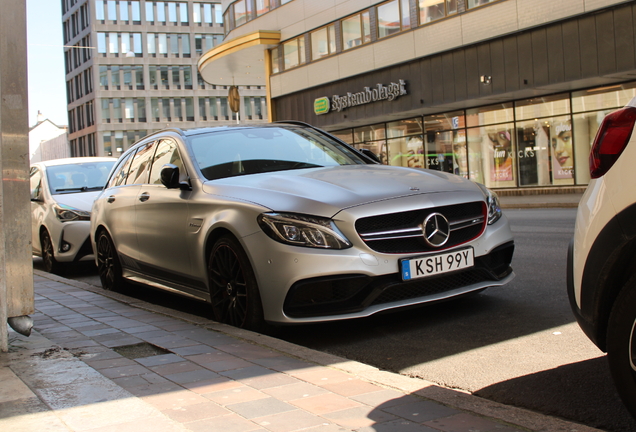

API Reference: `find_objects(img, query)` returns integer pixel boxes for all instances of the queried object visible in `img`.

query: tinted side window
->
[108,150,135,188]
[126,141,157,185]
[148,138,185,185]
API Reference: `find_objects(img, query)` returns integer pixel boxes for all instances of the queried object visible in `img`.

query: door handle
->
[139,192,150,202]
[107,196,115,203]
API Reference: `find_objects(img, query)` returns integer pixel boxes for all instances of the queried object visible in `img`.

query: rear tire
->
[96,230,124,292]
[208,235,265,331]
[607,275,636,418]
[40,230,62,274]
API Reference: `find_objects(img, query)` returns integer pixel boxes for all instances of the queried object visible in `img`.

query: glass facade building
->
[62,0,267,158]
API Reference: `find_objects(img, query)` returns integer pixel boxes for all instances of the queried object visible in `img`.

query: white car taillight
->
[590,106,636,179]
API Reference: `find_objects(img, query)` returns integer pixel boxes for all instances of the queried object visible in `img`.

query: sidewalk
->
[0,270,600,432]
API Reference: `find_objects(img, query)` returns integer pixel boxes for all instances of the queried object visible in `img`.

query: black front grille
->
[355,201,486,254]
[283,241,514,318]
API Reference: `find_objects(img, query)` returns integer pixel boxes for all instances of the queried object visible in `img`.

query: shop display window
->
[467,124,516,188]
[515,93,570,121]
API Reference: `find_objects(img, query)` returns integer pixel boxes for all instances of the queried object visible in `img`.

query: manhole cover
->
[113,342,171,359]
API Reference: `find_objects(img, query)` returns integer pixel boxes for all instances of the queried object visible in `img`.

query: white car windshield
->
[189,126,367,181]
[47,161,116,194]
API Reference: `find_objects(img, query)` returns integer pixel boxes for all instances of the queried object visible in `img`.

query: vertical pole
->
[264,48,274,123]
[0,0,34,352]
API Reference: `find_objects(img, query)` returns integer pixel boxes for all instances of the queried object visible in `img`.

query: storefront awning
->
[197,30,280,87]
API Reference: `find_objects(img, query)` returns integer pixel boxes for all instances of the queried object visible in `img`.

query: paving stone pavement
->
[0,270,602,432]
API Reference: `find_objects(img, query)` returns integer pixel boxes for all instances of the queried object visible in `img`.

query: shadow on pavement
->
[477,356,636,432]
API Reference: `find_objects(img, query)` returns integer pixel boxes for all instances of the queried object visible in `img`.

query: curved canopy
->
[197,30,281,87]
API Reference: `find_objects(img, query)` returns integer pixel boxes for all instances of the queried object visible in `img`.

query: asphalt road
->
[38,208,636,431]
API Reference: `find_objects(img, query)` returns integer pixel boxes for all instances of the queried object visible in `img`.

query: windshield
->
[189,126,367,181]
[46,161,116,194]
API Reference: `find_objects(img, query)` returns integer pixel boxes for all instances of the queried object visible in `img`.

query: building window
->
[95,0,105,21]
[108,32,119,54]
[234,0,250,27]
[419,0,457,24]
[179,2,189,24]
[377,0,411,39]
[157,2,167,23]
[256,0,271,17]
[342,10,371,50]
[195,34,223,55]
[135,65,144,89]
[132,1,141,23]
[110,65,121,89]
[97,33,107,54]
[270,47,280,74]
[101,99,111,123]
[311,24,336,60]
[283,36,305,70]
[120,1,129,22]
[145,1,154,22]
[107,1,117,22]
[137,98,147,122]
[147,33,156,55]
[466,0,496,9]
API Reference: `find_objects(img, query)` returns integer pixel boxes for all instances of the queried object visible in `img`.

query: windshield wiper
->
[55,186,103,193]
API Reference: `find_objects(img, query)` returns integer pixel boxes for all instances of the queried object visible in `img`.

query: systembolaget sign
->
[314,79,407,115]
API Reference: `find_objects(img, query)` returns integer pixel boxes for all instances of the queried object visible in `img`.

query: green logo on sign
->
[314,97,330,115]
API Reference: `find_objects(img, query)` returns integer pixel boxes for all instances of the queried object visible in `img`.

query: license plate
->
[400,248,474,281]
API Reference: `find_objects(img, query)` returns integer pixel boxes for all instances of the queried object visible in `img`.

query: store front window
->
[385,118,423,167]
[514,94,573,187]
[330,81,636,189]
[353,124,387,164]
[423,111,465,175]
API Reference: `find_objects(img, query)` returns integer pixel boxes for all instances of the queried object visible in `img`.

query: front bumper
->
[284,241,514,318]
[50,221,94,263]
[243,212,515,324]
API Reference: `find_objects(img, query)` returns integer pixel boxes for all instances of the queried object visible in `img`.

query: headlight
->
[54,204,91,222]
[258,213,352,249]
[476,183,503,225]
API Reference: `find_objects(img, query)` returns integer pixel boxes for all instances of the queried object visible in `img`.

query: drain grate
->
[113,342,171,359]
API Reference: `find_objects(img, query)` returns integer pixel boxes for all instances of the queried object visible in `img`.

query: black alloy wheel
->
[208,235,265,331]
[96,230,124,291]
[40,230,61,274]
[607,274,636,419]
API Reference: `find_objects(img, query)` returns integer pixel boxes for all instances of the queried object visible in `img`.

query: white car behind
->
[30,157,116,273]
[568,97,636,418]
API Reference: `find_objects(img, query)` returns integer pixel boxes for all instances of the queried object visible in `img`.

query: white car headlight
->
[54,204,91,222]
[476,183,503,225]
[258,213,352,249]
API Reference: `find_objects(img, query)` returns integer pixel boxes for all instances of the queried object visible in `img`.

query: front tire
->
[96,230,124,292]
[208,235,265,331]
[607,275,636,418]
[40,230,62,274]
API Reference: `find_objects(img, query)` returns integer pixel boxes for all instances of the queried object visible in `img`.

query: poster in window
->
[551,120,574,179]
[488,130,513,182]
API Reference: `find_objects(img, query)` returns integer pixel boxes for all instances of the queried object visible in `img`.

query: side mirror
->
[160,164,190,190]
[360,148,381,164]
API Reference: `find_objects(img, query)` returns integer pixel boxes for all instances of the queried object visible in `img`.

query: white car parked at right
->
[568,96,636,418]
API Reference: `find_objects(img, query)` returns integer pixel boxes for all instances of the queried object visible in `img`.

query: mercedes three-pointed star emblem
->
[422,212,450,247]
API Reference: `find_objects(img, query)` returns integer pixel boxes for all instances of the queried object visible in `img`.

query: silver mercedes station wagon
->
[90,123,515,330]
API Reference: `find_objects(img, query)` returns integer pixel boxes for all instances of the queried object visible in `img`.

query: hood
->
[201,165,482,217]
[52,190,102,212]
